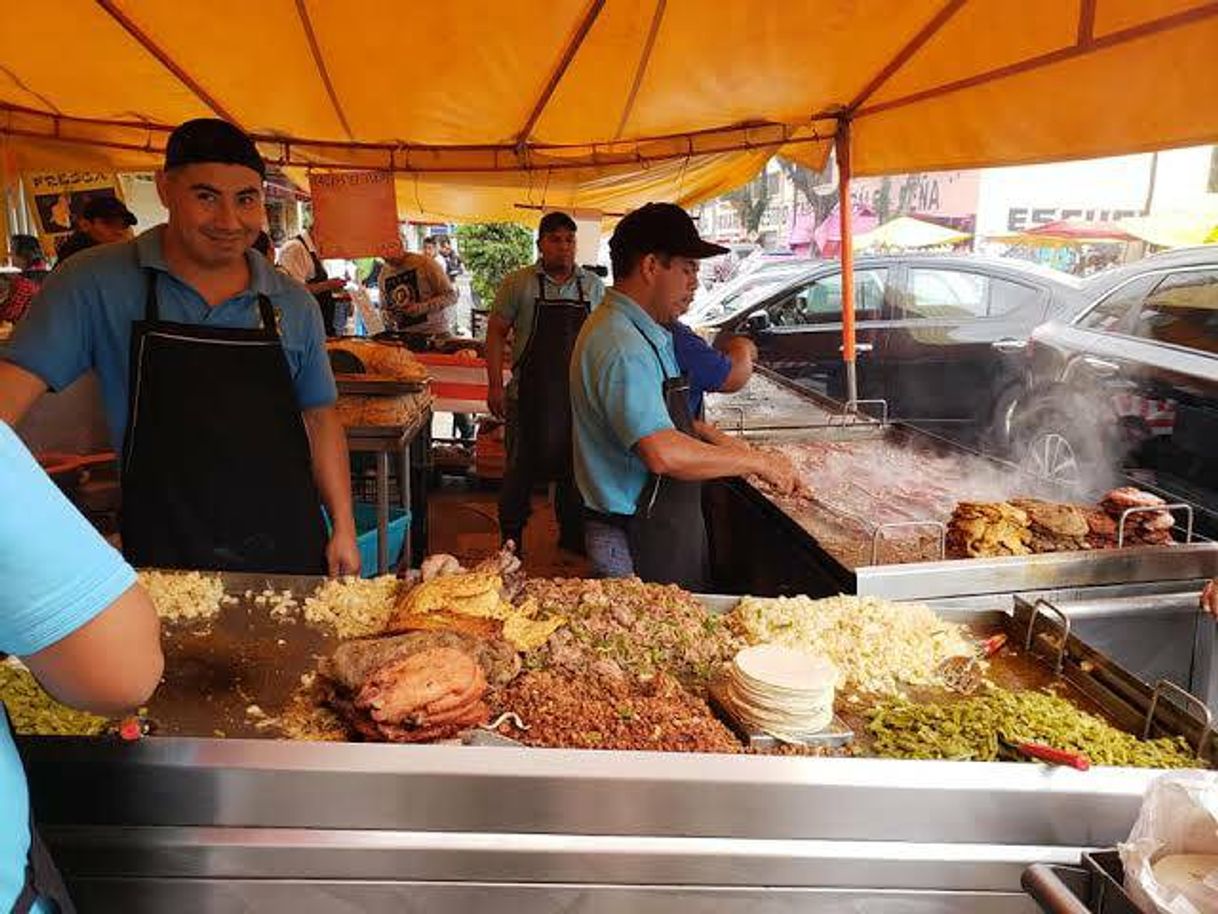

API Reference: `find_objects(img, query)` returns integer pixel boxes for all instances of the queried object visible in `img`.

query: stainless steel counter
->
[20,589,1210,913]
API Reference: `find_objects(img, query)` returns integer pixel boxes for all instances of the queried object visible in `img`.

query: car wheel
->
[1022,428,1083,486]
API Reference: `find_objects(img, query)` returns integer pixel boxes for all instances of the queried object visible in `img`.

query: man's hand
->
[722,334,758,361]
[749,449,803,497]
[327,527,361,577]
[487,384,506,420]
[1202,579,1218,617]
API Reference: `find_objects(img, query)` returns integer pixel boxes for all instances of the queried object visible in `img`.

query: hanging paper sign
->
[308,171,403,259]
[23,170,124,253]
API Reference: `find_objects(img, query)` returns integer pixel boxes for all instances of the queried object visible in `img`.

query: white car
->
[683,259,810,327]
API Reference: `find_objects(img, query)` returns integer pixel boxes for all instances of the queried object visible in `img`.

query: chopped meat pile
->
[492,669,741,753]
[318,630,519,742]
[522,577,741,687]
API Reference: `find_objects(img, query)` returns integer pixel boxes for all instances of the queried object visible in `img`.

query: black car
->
[710,253,1085,445]
[1009,246,1218,535]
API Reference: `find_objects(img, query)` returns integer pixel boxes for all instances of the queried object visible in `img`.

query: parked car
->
[1009,246,1218,535]
[684,258,811,326]
[711,253,1085,446]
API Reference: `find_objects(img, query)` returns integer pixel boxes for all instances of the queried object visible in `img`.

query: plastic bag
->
[1119,772,1218,914]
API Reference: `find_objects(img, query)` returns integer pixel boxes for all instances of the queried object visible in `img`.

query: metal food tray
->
[1023,851,1148,914]
[336,375,428,396]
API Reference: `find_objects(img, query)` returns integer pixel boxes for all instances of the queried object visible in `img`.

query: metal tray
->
[336,375,428,396]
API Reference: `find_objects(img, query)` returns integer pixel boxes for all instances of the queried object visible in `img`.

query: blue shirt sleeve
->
[594,347,674,449]
[0,423,136,657]
[286,290,337,409]
[586,273,607,309]
[2,255,98,392]
[671,323,732,393]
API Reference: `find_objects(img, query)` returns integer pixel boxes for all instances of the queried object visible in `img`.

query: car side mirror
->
[745,311,772,334]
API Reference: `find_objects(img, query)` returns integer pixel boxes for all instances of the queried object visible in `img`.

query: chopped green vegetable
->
[0,665,109,736]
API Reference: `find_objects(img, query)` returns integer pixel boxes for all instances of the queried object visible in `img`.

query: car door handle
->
[1082,355,1121,375]
[839,342,874,354]
[991,338,1026,353]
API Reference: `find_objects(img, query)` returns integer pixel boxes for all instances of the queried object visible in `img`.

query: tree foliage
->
[723,173,772,238]
[454,223,535,303]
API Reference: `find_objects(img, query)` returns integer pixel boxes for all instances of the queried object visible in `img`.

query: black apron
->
[300,235,336,336]
[4,705,76,914]
[626,332,708,591]
[513,273,589,480]
[120,272,328,574]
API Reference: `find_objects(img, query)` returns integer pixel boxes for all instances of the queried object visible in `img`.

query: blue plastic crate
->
[326,503,410,577]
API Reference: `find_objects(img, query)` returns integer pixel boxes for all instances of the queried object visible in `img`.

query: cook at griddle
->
[0,119,359,576]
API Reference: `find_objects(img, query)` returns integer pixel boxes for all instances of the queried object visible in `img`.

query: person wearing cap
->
[486,211,606,555]
[569,203,800,589]
[0,118,360,577]
[53,195,138,266]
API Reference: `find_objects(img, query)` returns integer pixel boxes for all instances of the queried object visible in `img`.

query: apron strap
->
[144,270,159,322]
[255,294,278,338]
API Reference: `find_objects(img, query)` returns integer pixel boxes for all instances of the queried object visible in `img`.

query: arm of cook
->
[1,423,163,714]
[289,291,356,573]
[485,269,528,418]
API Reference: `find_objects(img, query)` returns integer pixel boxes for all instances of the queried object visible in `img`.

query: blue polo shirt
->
[570,289,679,515]
[670,322,732,418]
[3,227,337,450]
[0,422,137,913]
[492,262,606,368]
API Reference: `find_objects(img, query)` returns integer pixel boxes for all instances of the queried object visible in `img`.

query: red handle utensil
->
[1015,741,1091,771]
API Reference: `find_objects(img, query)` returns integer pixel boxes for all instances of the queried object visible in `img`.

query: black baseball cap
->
[610,202,728,262]
[164,118,267,178]
[539,211,577,235]
[81,195,137,226]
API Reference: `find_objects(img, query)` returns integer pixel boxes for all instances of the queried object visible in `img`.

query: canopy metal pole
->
[835,117,857,407]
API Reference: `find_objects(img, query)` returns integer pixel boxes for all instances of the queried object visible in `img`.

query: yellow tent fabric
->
[1120,210,1218,248]
[2,0,1218,223]
[854,215,970,250]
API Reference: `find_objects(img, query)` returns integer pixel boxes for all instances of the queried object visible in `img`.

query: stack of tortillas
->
[725,644,838,741]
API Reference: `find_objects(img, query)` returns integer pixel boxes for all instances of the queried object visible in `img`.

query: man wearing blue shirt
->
[486,212,606,555]
[0,422,163,913]
[0,119,358,575]
[669,319,756,418]
[569,203,799,589]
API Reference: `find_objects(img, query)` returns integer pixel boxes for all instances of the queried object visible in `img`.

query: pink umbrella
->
[814,202,878,256]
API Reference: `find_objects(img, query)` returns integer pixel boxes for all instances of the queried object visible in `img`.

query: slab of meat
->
[321,630,520,690]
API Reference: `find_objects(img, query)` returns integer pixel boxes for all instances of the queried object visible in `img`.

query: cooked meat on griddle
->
[1098,486,1177,547]
[1010,498,1089,553]
[389,609,505,640]
[491,669,741,753]
[1101,486,1166,510]
[946,502,1031,558]
[319,633,507,743]
[321,630,520,691]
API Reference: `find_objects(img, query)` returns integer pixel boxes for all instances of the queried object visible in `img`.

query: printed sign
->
[23,170,124,253]
[308,171,403,259]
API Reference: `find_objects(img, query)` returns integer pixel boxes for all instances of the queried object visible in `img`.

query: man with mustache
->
[0,119,359,577]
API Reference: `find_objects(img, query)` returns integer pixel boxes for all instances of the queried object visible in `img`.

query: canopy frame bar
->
[514,0,606,149]
[847,0,967,113]
[94,0,238,124]
[857,2,1218,119]
[293,0,354,141]
[614,0,667,141]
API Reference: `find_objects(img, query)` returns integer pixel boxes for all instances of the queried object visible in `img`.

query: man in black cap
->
[569,203,801,589]
[54,195,138,266]
[0,118,360,576]
[485,210,605,556]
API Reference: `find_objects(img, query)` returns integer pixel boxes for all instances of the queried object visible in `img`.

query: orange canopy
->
[2,0,1217,223]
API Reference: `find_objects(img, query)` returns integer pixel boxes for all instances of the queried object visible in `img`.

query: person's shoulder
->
[502,263,538,288]
[44,238,140,294]
[261,261,322,327]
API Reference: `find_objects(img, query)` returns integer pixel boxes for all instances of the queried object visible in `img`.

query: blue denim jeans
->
[584,519,635,578]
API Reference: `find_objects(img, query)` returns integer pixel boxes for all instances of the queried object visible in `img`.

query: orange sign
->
[308,171,403,259]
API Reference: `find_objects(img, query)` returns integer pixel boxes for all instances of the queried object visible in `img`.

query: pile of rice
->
[138,570,235,622]
[727,594,973,695]
[302,575,402,638]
